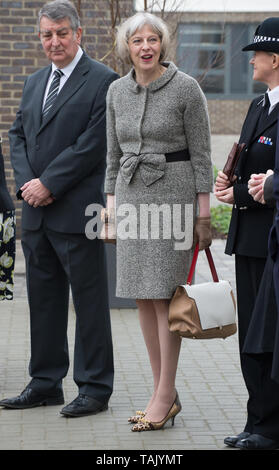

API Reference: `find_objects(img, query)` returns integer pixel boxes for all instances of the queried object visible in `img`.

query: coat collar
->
[32,65,52,135]
[236,97,279,174]
[126,61,178,93]
[242,96,279,147]
[33,51,90,135]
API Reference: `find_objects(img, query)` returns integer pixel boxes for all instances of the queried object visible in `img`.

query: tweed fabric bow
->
[120,153,166,186]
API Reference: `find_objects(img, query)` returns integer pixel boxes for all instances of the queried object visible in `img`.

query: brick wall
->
[208,100,249,134]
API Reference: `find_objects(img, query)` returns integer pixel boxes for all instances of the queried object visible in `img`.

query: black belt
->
[165,148,190,163]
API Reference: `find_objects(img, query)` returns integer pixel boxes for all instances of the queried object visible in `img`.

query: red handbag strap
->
[186,244,219,285]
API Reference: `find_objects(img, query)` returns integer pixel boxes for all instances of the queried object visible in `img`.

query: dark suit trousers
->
[236,255,279,439]
[21,226,114,401]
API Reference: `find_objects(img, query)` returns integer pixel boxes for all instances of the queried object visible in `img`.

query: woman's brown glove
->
[193,216,212,251]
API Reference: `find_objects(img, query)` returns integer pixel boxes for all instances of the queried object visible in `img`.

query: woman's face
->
[128,24,162,73]
[250,51,275,83]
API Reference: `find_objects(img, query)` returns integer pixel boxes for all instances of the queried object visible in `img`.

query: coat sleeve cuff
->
[263,175,275,207]
[195,175,213,193]
[104,181,116,194]
[233,183,262,208]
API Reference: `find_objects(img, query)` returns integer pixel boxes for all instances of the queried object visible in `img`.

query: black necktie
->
[42,69,63,119]
[256,92,270,132]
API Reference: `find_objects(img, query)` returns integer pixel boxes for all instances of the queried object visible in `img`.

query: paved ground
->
[0,135,248,451]
[0,239,247,451]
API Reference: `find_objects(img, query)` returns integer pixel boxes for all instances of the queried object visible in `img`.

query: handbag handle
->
[186,243,219,285]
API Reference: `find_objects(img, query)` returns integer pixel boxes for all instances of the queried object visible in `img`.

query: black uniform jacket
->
[241,118,279,381]
[242,171,279,383]
[225,95,279,258]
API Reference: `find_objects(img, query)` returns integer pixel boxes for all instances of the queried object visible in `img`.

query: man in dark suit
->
[0,0,118,417]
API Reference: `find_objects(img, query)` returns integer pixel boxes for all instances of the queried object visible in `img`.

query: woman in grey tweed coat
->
[104,12,213,432]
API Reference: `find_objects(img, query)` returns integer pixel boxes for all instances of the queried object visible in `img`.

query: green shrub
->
[213,164,219,182]
[210,204,232,236]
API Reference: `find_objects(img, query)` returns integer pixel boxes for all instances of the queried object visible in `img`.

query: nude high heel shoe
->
[131,393,181,432]
[128,410,146,423]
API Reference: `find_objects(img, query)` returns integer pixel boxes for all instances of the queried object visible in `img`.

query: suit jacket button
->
[35,145,39,150]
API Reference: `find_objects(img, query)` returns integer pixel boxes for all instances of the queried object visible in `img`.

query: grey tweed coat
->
[104,62,212,299]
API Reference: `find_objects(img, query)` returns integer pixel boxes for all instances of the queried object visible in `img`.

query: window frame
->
[177,22,266,100]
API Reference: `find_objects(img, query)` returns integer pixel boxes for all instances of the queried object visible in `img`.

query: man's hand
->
[248,170,274,204]
[21,179,52,208]
[39,196,55,206]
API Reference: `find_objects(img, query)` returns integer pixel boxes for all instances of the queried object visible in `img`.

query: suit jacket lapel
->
[242,98,264,147]
[37,53,90,135]
[236,99,263,174]
[32,65,52,135]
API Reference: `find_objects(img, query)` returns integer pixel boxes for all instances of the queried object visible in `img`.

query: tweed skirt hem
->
[116,291,175,300]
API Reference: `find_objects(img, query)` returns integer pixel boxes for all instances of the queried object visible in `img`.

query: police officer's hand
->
[214,186,234,204]
[248,170,274,204]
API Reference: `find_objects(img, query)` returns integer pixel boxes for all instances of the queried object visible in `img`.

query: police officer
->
[215,17,279,450]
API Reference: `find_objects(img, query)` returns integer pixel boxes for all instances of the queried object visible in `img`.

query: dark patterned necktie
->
[256,92,270,132]
[42,69,63,119]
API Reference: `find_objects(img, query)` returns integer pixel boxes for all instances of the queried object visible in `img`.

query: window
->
[177,23,266,99]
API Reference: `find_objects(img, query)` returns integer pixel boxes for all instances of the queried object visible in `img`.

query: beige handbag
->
[168,244,237,339]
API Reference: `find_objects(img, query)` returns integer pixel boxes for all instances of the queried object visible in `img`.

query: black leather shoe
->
[235,433,279,450]
[0,387,64,409]
[224,431,250,447]
[60,394,108,417]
